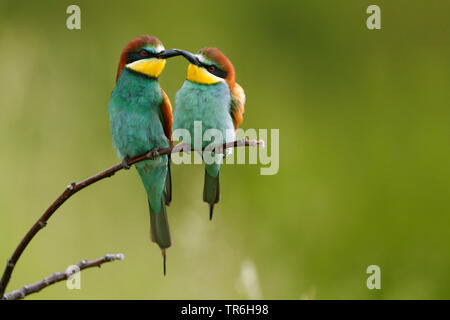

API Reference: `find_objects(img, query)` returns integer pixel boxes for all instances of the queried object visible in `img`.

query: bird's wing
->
[159,88,173,205]
[230,82,246,130]
[160,88,173,144]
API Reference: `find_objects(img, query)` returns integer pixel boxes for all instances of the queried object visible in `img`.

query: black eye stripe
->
[202,63,227,79]
[125,50,156,64]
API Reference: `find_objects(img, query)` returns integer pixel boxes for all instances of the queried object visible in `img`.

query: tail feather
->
[149,193,171,250]
[203,169,220,220]
[162,249,167,276]
[209,204,214,221]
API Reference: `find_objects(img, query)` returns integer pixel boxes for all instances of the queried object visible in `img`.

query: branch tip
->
[3,253,124,300]
[116,253,125,261]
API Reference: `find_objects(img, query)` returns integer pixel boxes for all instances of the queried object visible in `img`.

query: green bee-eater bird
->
[168,48,246,220]
[107,35,175,273]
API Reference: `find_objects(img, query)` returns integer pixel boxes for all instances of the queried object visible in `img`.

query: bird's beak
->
[157,49,181,59]
[157,49,201,66]
[175,49,202,66]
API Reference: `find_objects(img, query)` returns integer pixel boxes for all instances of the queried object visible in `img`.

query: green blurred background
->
[1,0,449,299]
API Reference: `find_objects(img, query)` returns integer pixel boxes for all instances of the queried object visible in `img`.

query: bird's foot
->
[147,148,160,160]
[122,157,131,170]
[222,147,234,158]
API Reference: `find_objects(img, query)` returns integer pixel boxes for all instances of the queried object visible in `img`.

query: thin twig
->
[0,139,263,297]
[2,253,124,300]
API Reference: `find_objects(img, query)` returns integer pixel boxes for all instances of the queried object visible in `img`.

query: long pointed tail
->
[136,158,171,275]
[203,169,220,220]
[149,193,171,251]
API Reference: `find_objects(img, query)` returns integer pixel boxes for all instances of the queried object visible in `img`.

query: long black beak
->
[157,49,181,59]
[173,49,201,66]
[157,49,201,66]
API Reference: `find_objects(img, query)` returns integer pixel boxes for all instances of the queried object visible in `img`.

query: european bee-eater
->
[107,35,174,273]
[168,48,246,220]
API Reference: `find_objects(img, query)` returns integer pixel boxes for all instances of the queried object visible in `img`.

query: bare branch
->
[0,139,263,297]
[2,253,124,300]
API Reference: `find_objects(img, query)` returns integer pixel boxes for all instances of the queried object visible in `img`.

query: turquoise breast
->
[108,68,168,159]
[174,80,235,148]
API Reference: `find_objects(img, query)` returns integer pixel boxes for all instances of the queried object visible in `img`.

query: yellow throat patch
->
[126,58,166,78]
[187,64,223,85]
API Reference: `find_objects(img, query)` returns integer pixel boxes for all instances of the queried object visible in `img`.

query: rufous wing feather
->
[160,88,173,144]
[230,82,246,130]
[160,88,173,205]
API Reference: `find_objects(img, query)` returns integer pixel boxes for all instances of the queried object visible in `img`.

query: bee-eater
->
[107,35,174,273]
[168,48,246,220]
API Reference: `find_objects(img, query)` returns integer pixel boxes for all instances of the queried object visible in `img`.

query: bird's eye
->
[208,65,216,72]
[139,50,149,57]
